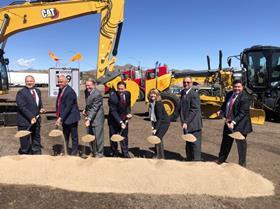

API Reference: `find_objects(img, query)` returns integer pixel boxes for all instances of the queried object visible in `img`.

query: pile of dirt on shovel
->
[0,155,274,198]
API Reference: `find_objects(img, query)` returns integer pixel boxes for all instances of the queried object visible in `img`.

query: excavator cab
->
[0,49,9,95]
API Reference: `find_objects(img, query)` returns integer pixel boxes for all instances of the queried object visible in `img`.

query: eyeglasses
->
[183,81,191,84]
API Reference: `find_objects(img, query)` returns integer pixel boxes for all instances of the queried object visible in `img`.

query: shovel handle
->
[120,120,128,135]
[27,115,40,131]
[183,128,188,135]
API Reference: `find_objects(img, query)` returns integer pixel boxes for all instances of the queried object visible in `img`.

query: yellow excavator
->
[0,0,139,124]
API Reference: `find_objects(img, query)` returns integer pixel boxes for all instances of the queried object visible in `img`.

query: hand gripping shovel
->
[111,121,128,142]
[181,128,197,142]
[48,125,67,155]
[15,115,40,138]
[81,128,96,159]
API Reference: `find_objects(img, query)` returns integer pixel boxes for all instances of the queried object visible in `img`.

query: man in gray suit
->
[84,79,105,157]
[180,77,203,161]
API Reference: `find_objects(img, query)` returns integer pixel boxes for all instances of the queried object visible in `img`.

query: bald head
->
[58,75,68,89]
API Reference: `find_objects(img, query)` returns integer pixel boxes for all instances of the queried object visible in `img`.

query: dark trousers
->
[184,129,202,161]
[18,123,42,155]
[62,122,79,155]
[218,124,247,166]
[154,122,169,159]
[109,124,129,156]
[88,124,104,156]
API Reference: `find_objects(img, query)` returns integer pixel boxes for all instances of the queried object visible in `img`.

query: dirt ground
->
[0,87,279,209]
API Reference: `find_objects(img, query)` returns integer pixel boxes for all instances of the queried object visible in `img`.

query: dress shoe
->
[123,153,131,158]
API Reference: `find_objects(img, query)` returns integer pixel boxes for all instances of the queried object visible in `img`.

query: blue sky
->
[1,0,279,71]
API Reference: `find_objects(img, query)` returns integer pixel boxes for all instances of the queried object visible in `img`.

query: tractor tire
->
[198,89,211,96]
[137,89,145,101]
[160,92,180,122]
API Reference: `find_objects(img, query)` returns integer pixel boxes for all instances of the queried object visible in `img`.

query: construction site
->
[0,0,279,209]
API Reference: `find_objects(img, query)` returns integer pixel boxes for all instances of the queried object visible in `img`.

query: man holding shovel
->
[83,79,105,157]
[180,77,203,161]
[16,75,45,154]
[108,81,132,158]
[216,80,252,167]
[55,75,80,156]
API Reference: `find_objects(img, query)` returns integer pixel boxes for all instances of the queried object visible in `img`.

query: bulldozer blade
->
[250,108,265,125]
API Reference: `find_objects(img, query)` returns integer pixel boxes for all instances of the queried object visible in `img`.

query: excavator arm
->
[0,0,139,105]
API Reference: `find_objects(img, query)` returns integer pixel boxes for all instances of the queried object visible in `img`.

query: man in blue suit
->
[108,81,132,158]
[55,75,81,155]
[16,75,45,154]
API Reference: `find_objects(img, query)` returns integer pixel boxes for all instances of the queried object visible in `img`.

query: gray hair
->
[86,78,97,84]
[25,75,35,81]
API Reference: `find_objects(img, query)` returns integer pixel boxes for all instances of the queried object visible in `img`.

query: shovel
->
[181,128,197,142]
[111,120,128,142]
[48,125,67,155]
[228,129,245,140]
[14,115,40,138]
[81,127,96,159]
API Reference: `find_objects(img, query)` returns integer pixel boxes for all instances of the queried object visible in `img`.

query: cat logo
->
[41,8,59,19]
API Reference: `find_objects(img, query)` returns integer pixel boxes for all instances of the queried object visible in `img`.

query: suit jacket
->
[108,91,131,127]
[56,85,80,125]
[85,89,104,126]
[221,91,253,134]
[154,101,170,130]
[16,87,43,127]
[180,88,202,132]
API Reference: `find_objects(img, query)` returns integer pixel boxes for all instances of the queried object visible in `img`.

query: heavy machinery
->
[227,45,280,119]
[0,0,139,125]
[145,46,279,124]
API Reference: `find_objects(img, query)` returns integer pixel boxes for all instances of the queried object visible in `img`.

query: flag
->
[48,51,59,61]
[70,53,83,62]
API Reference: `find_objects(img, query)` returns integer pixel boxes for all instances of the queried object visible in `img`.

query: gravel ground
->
[0,87,279,209]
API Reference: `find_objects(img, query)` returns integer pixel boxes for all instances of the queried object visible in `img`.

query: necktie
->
[31,89,36,100]
[227,94,236,120]
[121,94,126,108]
[56,92,63,118]
[121,94,126,120]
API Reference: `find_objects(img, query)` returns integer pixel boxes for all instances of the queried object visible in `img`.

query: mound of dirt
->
[0,155,274,198]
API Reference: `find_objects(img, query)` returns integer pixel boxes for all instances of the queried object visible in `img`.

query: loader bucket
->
[250,108,265,125]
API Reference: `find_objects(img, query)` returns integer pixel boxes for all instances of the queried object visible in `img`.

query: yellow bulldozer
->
[145,46,280,125]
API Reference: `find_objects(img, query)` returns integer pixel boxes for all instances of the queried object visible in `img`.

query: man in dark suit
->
[84,79,105,157]
[56,75,81,155]
[217,79,253,167]
[108,81,132,158]
[16,75,45,154]
[180,77,203,161]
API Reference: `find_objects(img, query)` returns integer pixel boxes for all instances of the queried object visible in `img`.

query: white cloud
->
[16,58,36,67]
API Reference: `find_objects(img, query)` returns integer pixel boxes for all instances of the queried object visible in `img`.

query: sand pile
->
[0,155,274,198]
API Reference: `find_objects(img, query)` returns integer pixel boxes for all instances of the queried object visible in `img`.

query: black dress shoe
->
[123,153,131,158]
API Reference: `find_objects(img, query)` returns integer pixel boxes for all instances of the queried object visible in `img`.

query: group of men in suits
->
[16,74,252,166]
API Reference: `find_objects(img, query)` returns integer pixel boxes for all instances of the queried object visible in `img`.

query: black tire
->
[160,92,180,122]
[137,89,145,101]
[198,89,211,96]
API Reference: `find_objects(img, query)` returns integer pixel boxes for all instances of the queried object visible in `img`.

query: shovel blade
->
[111,134,124,142]
[146,135,161,145]
[228,131,245,140]
[14,130,31,138]
[181,134,197,142]
[49,129,63,137]
[81,134,96,143]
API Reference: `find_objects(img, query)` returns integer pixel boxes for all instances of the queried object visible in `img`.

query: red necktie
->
[56,92,63,118]
[31,89,36,100]
[227,94,236,120]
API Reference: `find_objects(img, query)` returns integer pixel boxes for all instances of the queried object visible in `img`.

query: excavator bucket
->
[250,108,265,125]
